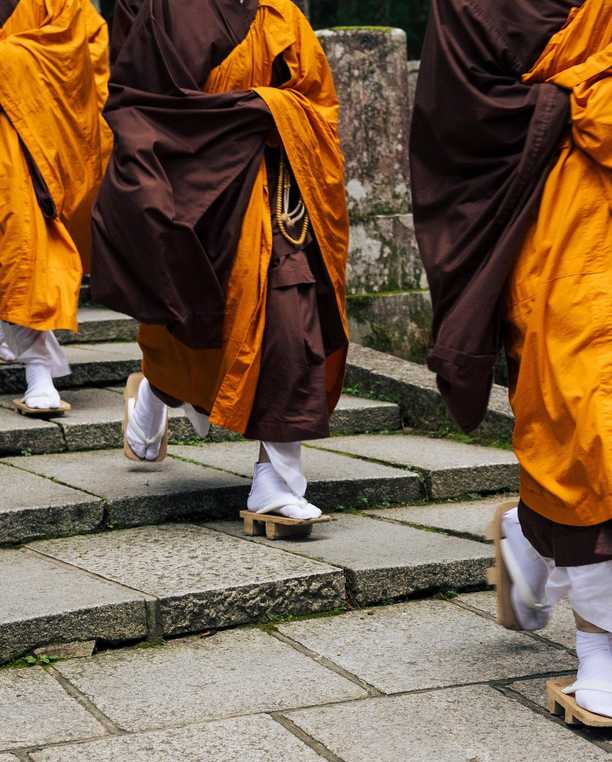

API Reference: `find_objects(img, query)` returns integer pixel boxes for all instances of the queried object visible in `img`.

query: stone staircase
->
[0,305,518,664]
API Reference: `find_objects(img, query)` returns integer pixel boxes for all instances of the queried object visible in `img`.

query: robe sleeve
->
[410,0,569,432]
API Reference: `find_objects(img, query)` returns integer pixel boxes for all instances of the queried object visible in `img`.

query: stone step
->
[0,440,421,545]
[346,343,515,443]
[0,507,494,663]
[0,391,401,456]
[56,307,138,345]
[0,343,141,395]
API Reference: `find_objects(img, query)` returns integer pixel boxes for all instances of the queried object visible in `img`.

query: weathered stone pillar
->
[317,28,431,362]
[317,27,410,219]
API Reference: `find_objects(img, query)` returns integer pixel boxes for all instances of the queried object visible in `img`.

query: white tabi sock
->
[247,462,322,520]
[24,363,61,409]
[502,507,552,630]
[127,378,167,461]
[575,630,612,718]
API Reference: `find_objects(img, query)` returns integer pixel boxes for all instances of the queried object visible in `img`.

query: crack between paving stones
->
[0,460,105,502]
[268,629,383,697]
[361,511,494,545]
[270,712,347,762]
[46,664,125,735]
[493,683,612,753]
[448,597,577,656]
[23,545,161,604]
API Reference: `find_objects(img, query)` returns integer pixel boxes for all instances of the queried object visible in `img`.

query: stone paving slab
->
[57,307,138,345]
[364,496,515,540]
[31,524,347,635]
[509,677,555,711]
[287,685,609,762]
[54,629,367,732]
[307,433,519,499]
[208,514,493,606]
[30,715,323,762]
[345,343,515,442]
[458,590,577,651]
[0,463,103,545]
[0,404,64,456]
[0,666,106,751]
[278,599,576,694]
[0,392,400,456]
[0,548,149,663]
[0,343,142,394]
[172,441,423,509]
[1,449,249,530]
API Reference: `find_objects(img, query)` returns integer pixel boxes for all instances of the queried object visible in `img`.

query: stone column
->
[317,28,431,362]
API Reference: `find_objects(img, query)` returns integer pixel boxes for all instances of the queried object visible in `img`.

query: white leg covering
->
[247,442,321,520]
[0,324,15,362]
[1,323,70,409]
[501,507,552,630]
[575,631,612,718]
[127,377,168,461]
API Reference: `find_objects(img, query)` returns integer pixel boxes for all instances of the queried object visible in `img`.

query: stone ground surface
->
[1,594,610,761]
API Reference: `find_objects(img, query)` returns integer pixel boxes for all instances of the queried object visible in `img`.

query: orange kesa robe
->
[139,0,349,436]
[0,0,110,333]
[507,0,612,526]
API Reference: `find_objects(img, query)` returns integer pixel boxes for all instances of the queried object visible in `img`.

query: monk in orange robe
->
[412,0,612,722]
[0,0,110,413]
[92,0,349,521]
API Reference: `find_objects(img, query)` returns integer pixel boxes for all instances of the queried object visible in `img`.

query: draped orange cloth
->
[140,0,349,436]
[507,0,612,526]
[0,0,110,333]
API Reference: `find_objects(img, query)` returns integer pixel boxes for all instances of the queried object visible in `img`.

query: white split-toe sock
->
[501,507,552,630]
[0,326,15,362]
[572,630,612,718]
[127,378,168,461]
[24,363,61,409]
[247,462,321,520]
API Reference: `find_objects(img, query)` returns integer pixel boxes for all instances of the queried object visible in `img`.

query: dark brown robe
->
[410,0,582,432]
[92,0,274,349]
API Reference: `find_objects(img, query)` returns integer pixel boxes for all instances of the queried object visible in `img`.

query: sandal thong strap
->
[127,398,168,446]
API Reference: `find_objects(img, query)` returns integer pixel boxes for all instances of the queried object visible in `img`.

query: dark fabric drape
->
[410,0,581,432]
[92,0,276,348]
[0,0,18,26]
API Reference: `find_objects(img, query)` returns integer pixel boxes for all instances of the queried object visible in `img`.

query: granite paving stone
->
[0,403,64,456]
[0,548,149,663]
[0,755,19,760]
[330,395,401,434]
[30,715,323,761]
[57,307,138,345]
[345,343,515,441]
[365,496,516,541]
[458,590,577,650]
[171,441,423,509]
[1,449,249,528]
[54,629,367,732]
[52,388,196,451]
[307,433,519,499]
[0,344,142,394]
[509,677,556,711]
[287,685,608,762]
[0,666,106,750]
[30,524,347,635]
[278,599,577,693]
[208,514,493,605]
[0,463,103,545]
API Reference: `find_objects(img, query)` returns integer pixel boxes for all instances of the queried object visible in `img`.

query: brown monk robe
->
[92,0,348,518]
[0,0,110,412]
[412,0,612,721]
